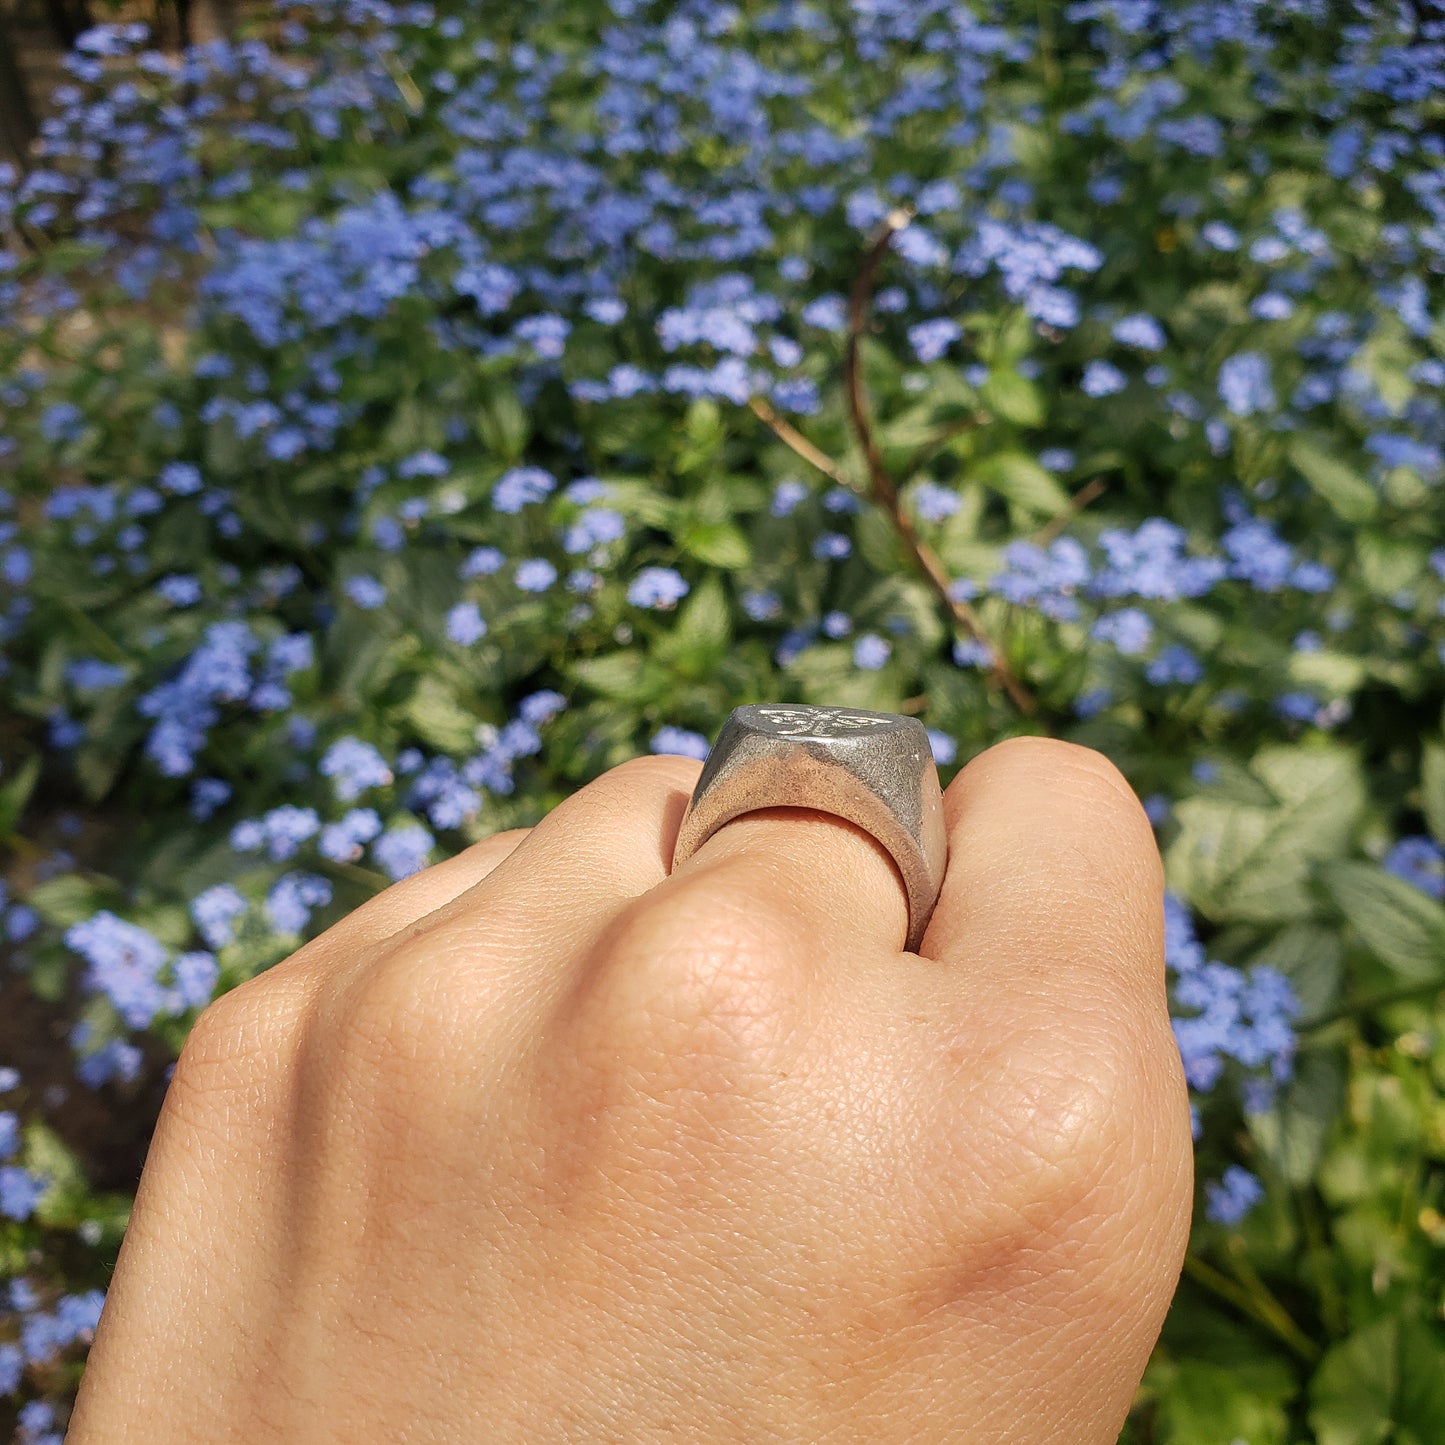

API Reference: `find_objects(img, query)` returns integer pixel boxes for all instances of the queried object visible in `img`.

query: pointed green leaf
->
[1165,745,1366,923]
[1309,1315,1445,1445]
[1319,861,1445,981]
[401,675,482,753]
[679,519,751,569]
[657,576,732,678]
[1251,924,1343,1023]
[981,369,1045,427]
[0,753,41,834]
[973,451,1070,516]
[29,873,119,929]
[1289,436,1379,522]
[1247,1046,1346,1186]
[1422,742,1445,847]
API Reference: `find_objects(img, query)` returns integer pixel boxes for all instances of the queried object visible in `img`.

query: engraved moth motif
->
[754,705,890,737]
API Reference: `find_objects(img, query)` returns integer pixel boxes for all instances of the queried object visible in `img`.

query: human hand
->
[67,736,1192,1443]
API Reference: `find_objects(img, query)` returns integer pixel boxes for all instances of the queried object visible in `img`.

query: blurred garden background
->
[1,0,1444,1438]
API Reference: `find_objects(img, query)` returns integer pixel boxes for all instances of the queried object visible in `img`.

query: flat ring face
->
[669,704,948,953]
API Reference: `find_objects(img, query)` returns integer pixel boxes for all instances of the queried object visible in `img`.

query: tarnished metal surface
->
[670,704,947,952]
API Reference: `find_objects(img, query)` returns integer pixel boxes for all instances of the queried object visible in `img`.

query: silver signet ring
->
[669,704,948,952]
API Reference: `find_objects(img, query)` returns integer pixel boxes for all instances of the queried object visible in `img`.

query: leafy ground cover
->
[1,0,1444,1438]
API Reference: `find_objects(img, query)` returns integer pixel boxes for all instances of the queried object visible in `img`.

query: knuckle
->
[310,938,494,1106]
[984,735,1136,806]
[1006,1015,1171,1235]
[978,736,1162,891]
[582,753,701,825]
[167,973,309,1127]
[570,870,805,1081]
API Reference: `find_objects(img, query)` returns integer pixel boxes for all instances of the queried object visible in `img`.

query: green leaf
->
[972,451,1070,515]
[596,477,677,530]
[657,576,732,678]
[570,650,665,702]
[1356,532,1425,600]
[401,675,482,753]
[29,873,119,928]
[1251,923,1343,1023]
[476,387,530,459]
[1165,744,1366,924]
[1288,649,1367,695]
[1289,436,1379,522]
[1309,1315,1445,1445]
[1247,1046,1346,1186]
[981,368,1044,427]
[1147,1357,1294,1445]
[24,1120,90,1229]
[1421,742,1445,847]
[679,519,751,570]
[1318,861,1445,982]
[0,753,41,834]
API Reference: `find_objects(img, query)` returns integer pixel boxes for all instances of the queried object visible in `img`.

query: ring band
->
[669,704,948,952]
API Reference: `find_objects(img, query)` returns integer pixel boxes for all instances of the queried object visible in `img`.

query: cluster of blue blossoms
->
[0,0,1443,1412]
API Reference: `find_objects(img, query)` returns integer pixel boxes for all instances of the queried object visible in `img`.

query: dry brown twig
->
[1033,475,1108,547]
[751,210,1036,714]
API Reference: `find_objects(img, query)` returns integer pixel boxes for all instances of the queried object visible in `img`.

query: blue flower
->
[1081,359,1128,397]
[853,633,891,670]
[446,600,488,645]
[992,537,1091,620]
[1218,352,1276,416]
[650,725,710,760]
[1111,313,1166,350]
[171,950,219,1009]
[1091,607,1154,655]
[1222,519,1295,591]
[64,911,170,1029]
[320,737,393,801]
[518,690,566,727]
[0,1166,49,1221]
[373,825,434,881]
[157,573,203,606]
[461,546,504,578]
[344,575,387,609]
[741,589,782,621]
[515,558,558,593]
[492,466,557,513]
[0,1341,19,1393]
[1205,1165,1264,1226]
[319,807,384,863]
[0,1111,17,1159]
[65,658,127,689]
[801,294,847,330]
[913,480,960,522]
[158,461,202,495]
[771,479,809,516]
[952,637,992,668]
[397,449,448,479]
[813,532,852,561]
[191,884,247,949]
[1200,220,1241,251]
[907,317,961,362]
[563,507,625,553]
[1146,644,1203,685]
[265,872,333,935]
[627,566,688,608]
[1383,837,1445,900]
[5,904,37,942]
[927,729,957,766]
[1092,519,1225,600]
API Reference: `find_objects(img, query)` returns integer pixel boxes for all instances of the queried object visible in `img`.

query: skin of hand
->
[66,736,1193,1444]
